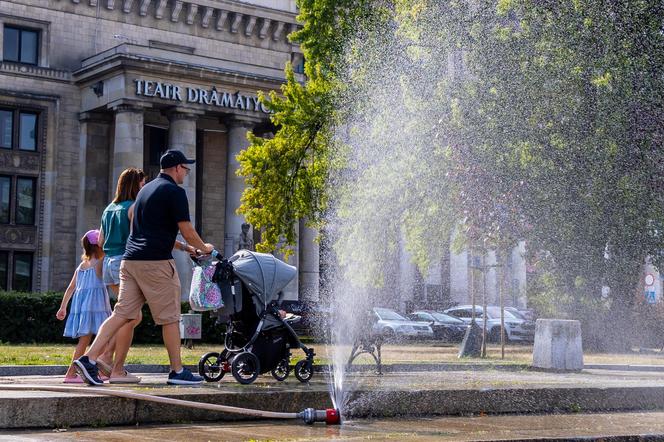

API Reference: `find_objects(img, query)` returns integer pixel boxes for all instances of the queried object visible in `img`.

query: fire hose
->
[0,384,340,425]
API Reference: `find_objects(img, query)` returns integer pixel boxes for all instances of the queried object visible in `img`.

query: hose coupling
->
[299,408,341,425]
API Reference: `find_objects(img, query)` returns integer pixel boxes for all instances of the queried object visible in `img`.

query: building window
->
[3,26,39,65]
[0,108,39,151]
[291,53,305,75]
[0,251,7,290]
[12,252,32,292]
[15,177,35,225]
[0,110,12,148]
[0,251,33,291]
[19,112,37,151]
[0,176,37,225]
[0,176,10,224]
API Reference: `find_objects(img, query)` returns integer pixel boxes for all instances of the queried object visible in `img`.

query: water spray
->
[0,385,341,425]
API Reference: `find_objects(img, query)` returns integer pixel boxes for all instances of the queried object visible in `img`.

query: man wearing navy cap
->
[75,150,215,386]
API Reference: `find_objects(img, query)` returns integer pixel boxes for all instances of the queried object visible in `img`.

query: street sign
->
[645,290,657,305]
[645,273,655,286]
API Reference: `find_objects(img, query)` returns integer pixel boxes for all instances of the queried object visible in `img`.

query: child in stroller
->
[192,250,316,385]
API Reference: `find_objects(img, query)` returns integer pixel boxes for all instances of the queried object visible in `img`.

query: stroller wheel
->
[199,352,226,382]
[271,358,290,381]
[231,352,260,385]
[294,359,314,383]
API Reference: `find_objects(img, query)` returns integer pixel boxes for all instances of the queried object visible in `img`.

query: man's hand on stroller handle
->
[176,240,215,256]
[193,243,215,257]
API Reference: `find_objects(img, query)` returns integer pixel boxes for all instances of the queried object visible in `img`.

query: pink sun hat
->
[85,229,100,245]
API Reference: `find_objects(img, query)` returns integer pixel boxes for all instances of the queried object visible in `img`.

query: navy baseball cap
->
[160,150,195,169]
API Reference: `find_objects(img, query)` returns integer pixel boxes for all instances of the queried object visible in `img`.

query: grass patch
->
[0,344,226,366]
[0,342,661,367]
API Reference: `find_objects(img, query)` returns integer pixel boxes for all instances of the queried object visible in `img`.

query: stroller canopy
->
[229,250,297,306]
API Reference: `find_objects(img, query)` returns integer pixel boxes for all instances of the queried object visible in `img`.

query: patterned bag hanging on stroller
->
[189,261,224,311]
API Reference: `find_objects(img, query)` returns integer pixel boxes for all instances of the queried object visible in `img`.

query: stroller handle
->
[190,249,223,266]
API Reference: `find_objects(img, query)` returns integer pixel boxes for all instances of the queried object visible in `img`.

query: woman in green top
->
[97,167,145,383]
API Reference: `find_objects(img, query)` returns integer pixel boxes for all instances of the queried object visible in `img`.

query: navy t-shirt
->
[123,173,190,261]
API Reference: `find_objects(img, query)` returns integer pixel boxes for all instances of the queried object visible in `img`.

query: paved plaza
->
[2,365,664,437]
[2,411,664,441]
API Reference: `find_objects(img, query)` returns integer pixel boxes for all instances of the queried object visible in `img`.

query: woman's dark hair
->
[113,167,146,203]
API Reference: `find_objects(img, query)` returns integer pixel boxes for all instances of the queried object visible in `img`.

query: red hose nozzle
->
[300,408,341,425]
[325,408,341,425]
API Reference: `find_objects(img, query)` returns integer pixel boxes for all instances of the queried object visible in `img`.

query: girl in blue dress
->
[56,229,111,383]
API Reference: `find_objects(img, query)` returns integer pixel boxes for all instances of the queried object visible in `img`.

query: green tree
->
[401,0,664,346]
[237,0,382,255]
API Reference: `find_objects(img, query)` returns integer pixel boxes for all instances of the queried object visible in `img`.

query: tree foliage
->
[468,0,664,309]
[236,0,380,254]
[396,0,664,324]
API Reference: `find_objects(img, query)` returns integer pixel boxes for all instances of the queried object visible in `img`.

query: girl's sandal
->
[109,370,141,384]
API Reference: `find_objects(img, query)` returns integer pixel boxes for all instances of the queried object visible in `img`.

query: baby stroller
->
[193,249,316,385]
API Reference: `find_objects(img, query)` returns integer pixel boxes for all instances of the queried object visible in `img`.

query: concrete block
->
[532,319,583,371]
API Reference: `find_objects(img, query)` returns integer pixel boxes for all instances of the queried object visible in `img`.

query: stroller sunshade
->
[229,250,297,307]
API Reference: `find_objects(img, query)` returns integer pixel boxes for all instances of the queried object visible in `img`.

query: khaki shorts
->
[113,259,181,325]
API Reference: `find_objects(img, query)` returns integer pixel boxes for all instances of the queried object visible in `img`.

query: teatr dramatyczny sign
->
[133,79,270,114]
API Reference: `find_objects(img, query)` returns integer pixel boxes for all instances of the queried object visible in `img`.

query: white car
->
[372,307,434,341]
[443,305,535,342]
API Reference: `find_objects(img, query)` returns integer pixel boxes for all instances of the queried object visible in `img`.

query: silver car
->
[372,307,434,341]
[443,305,535,342]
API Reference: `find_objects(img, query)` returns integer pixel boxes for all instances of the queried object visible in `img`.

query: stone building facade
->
[0,0,319,301]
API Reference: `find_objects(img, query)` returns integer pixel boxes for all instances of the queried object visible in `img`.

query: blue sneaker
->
[167,367,204,385]
[73,356,104,386]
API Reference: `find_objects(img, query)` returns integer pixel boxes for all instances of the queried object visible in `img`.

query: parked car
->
[372,307,434,341]
[505,307,536,321]
[443,305,535,343]
[408,310,468,342]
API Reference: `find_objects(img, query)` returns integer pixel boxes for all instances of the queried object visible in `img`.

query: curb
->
[6,363,664,376]
[584,364,664,372]
[0,363,531,377]
[3,385,664,429]
[0,364,197,377]
[3,363,663,377]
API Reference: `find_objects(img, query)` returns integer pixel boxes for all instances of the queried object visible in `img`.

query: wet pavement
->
[2,411,664,441]
[4,366,664,394]
[2,367,664,431]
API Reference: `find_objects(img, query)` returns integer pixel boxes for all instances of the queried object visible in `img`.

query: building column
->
[111,104,144,190]
[167,109,199,225]
[77,112,111,245]
[299,220,320,302]
[167,109,201,301]
[486,249,498,305]
[449,228,470,305]
[224,118,254,257]
[398,233,417,310]
[512,241,527,308]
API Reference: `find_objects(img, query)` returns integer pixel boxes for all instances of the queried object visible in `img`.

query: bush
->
[0,291,68,344]
[0,291,225,344]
